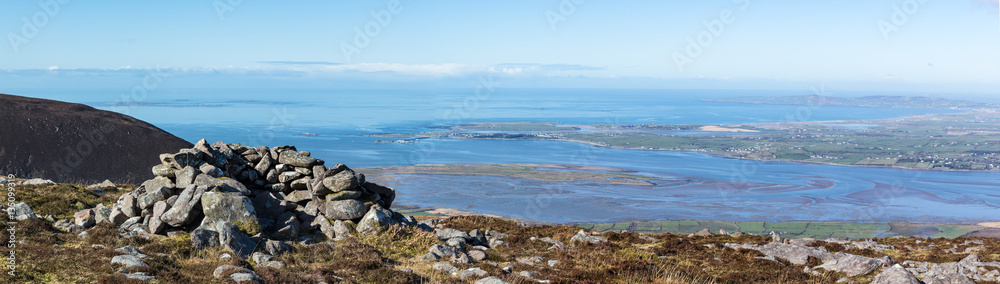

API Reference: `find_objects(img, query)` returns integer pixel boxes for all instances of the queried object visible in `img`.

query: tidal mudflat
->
[361,163,1000,225]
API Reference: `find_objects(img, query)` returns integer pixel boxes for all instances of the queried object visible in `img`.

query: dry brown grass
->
[7,183,1000,283]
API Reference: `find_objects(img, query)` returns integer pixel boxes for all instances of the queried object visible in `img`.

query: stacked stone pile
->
[73,139,414,258]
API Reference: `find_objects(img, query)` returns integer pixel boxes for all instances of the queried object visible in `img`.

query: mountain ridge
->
[0,93,193,183]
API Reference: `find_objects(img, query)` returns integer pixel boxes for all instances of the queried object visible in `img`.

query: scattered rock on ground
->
[88,179,117,190]
[125,272,155,281]
[458,268,489,280]
[213,265,253,279]
[570,230,608,245]
[475,276,510,284]
[5,202,37,220]
[433,261,459,274]
[111,255,149,269]
[20,178,54,185]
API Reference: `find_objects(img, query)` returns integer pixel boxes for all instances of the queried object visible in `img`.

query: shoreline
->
[555,137,998,173]
[385,135,997,173]
[374,110,998,173]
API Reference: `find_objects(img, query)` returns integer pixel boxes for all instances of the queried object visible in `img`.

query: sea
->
[11,87,1000,223]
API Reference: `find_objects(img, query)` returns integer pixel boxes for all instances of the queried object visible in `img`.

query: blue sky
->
[1,0,998,92]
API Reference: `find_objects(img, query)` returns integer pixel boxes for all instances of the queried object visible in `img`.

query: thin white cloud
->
[5,62,606,78]
[315,63,488,76]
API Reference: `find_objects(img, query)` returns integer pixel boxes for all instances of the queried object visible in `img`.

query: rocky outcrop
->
[725,242,838,265]
[816,254,889,277]
[901,254,1000,283]
[872,264,923,284]
[71,140,410,259]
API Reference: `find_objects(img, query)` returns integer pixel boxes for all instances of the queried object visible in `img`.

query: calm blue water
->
[11,87,996,223]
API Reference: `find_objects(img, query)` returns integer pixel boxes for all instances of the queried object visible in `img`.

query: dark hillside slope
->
[0,94,192,183]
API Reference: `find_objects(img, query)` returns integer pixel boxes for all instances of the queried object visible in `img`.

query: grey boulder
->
[817,254,886,277]
[191,228,220,250]
[570,230,608,245]
[278,150,319,168]
[323,199,368,220]
[111,255,149,269]
[356,204,395,234]
[475,277,510,284]
[160,185,207,227]
[216,221,256,259]
[871,264,923,284]
[74,209,96,227]
[201,192,259,234]
[5,202,37,220]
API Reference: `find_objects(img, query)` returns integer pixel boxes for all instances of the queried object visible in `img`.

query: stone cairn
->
[73,139,416,259]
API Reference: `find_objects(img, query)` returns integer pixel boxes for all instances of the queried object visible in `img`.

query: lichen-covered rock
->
[74,208,95,227]
[570,230,608,245]
[437,228,471,241]
[264,240,293,256]
[323,199,367,220]
[54,219,83,233]
[160,185,207,227]
[109,207,128,226]
[201,192,259,235]
[191,228,220,250]
[111,255,149,269]
[322,171,359,194]
[475,277,510,284]
[278,171,302,183]
[468,250,487,262]
[213,264,253,279]
[278,150,319,168]
[93,203,112,224]
[724,242,836,266]
[161,149,203,169]
[433,261,459,274]
[119,193,139,218]
[325,190,363,201]
[284,190,312,203]
[115,246,148,258]
[216,222,256,259]
[271,211,300,240]
[817,254,885,277]
[231,272,261,283]
[138,185,171,210]
[357,204,395,234]
[251,191,284,221]
[87,179,117,190]
[458,267,488,280]
[871,264,923,284]
[5,202,37,220]
[363,182,396,209]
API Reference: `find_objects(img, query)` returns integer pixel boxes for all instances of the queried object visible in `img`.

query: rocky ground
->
[4,142,1000,283]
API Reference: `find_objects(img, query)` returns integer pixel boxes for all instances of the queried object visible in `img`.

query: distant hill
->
[0,94,192,183]
[704,95,1000,110]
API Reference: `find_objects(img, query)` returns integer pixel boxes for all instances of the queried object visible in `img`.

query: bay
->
[10,87,991,223]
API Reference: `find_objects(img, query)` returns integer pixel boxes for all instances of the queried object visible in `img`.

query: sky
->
[1,0,999,93]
